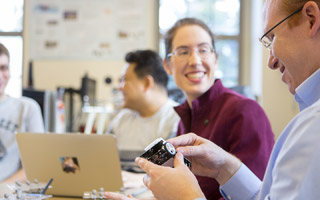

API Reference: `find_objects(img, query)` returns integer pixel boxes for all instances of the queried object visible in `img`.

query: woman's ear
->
[303,1,320,38]
[163,59,173,75]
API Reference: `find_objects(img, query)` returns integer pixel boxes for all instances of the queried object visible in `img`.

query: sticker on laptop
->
[60,156,80,174]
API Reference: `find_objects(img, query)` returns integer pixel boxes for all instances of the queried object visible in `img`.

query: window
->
[159,0,241,88]
[0,0,24,98]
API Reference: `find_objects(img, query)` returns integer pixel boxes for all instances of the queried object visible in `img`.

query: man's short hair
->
[0,43,10,60]
[125,50,168,89]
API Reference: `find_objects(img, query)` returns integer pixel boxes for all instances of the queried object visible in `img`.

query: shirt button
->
[204,119,209,126]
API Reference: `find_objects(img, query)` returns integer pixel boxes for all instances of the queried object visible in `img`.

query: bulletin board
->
[28,0,148,60]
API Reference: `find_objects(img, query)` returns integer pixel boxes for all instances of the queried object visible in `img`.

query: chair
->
[82,104,114,134]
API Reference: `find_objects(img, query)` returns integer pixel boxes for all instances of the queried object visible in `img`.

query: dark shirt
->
[174,79,274,200]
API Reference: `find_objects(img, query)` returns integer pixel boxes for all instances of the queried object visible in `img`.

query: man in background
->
[107,50,179,151]
[0,43,44,183]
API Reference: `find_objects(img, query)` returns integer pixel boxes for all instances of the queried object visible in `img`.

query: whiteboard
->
[29,0,148,60]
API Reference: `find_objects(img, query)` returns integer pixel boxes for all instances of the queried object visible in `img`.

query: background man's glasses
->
[167,44,214,60]
[259,6,303,49]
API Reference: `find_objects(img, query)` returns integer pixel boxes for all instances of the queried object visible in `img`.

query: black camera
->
[140,138,191,168]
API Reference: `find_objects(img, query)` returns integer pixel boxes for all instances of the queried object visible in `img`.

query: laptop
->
[16,133,123,198]
[119,150,145,173]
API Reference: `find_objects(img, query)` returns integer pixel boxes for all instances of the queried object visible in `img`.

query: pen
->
[40,178,53,195]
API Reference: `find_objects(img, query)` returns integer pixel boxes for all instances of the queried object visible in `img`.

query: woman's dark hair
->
[125,49,168,89]
[164,17,217,62]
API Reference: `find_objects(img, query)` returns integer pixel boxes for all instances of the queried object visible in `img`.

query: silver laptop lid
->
[16,133,123,197]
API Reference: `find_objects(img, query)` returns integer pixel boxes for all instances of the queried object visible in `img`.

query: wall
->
[22,1,158,103]
[261,50,299,138]
[241,0,299,139]
[22,0,299,137]
[252,0,299,139]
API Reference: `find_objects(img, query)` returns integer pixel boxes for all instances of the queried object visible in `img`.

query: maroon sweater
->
[174,79,274,200]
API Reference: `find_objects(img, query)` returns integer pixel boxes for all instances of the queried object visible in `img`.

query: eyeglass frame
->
[167,44,215,60]
[259,6,303,49]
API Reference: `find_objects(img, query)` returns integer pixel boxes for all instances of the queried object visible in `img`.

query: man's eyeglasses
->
[167,44,214,61]
[259,6,303,49]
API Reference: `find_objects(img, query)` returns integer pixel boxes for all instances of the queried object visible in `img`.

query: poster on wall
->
[29,0,148,60]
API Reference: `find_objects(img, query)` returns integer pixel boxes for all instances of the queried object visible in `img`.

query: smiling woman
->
[162,18,275,200]
[159,0,241,88]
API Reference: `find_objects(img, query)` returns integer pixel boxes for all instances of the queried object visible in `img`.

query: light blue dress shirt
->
[220,69,320,200]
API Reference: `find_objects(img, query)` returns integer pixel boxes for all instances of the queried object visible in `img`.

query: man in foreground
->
[134,1,320,199]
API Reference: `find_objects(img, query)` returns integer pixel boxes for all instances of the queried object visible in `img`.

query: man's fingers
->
[173,152,187,169]
[176,145,203,157]
[167,133,198,147]
[104,192,132,200]
[143,174,151,188]
[135,157,158,174]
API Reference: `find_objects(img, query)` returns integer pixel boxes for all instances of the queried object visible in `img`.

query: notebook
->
[16,133,123,198]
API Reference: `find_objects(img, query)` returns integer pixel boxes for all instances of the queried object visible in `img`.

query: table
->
[0,171,153,199]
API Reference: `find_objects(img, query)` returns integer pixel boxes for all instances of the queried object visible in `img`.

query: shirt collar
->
[294,69,320,111]
[191,79,224,110]
[174,79,224,115]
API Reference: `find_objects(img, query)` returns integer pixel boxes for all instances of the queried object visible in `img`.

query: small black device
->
[140,138,191,168]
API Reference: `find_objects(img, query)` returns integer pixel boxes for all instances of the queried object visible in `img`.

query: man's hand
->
[167,133,242,185]
[136,152,205,200]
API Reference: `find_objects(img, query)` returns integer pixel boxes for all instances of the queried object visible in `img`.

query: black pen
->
[40,178,53,195]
